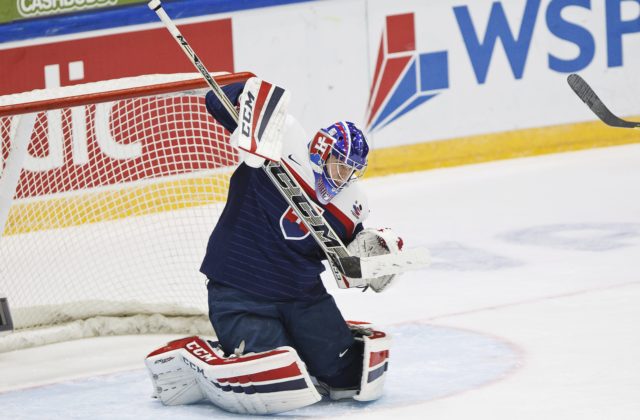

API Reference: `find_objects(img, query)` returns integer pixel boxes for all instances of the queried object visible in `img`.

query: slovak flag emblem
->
[280,207,324,240]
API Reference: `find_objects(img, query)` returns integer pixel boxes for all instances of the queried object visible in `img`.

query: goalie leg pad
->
[348,321,391,402]
[316,321,391,402]
[145,336,321,415]
[145,338,206,406]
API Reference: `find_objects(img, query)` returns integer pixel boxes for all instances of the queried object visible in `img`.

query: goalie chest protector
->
[200,117,369,300]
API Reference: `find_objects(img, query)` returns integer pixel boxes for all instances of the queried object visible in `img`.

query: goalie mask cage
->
[0,72,252,352]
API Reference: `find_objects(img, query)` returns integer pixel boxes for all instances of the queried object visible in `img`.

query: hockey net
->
[0,72,252,351]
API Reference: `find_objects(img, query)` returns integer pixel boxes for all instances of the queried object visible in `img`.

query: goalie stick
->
[147,0,430,284]
[567,74,640,130]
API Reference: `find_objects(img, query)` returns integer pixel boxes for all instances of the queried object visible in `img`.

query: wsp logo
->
[365,13,449,132]
[366,0,640,132]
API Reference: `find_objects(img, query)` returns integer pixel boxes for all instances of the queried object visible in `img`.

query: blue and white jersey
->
[200,115,369,301]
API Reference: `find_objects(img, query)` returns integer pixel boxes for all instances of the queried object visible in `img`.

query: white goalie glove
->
[346,228,404,293]
[233,77,290,168]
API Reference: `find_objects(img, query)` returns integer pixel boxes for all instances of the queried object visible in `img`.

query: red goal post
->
[0,71,253,351]
[0,72,252,118]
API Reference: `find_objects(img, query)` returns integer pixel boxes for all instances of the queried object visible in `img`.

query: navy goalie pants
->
[207,280,363,389]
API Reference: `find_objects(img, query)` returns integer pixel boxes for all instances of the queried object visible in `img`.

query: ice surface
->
[0,324,519,419]
[2,144,640,419]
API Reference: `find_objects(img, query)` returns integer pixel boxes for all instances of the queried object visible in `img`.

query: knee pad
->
[145,336,321,414]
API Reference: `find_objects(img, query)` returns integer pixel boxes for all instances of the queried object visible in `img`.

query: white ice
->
[1,143,640,419]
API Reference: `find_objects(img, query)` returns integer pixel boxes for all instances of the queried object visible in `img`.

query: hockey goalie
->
[145,78,406,414]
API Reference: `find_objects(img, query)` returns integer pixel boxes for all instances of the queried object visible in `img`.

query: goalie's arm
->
[204,82,245,133]
[349,223,365,244]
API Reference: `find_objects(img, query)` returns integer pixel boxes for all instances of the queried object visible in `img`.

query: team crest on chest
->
[351,201,363,218]
[280,207,324,240]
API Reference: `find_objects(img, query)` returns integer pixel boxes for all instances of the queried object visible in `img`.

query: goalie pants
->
[207,280,363,389]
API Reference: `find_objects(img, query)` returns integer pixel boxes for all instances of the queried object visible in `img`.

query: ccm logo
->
[186,340,217,363]
[241,91,255,138]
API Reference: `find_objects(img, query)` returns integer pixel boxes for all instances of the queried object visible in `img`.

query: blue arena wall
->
[0,0,316,44]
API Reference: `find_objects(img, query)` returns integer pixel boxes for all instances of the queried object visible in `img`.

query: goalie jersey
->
[200,93,369,300]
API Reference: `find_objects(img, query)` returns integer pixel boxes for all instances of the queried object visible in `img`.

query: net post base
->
[0,296,14,336]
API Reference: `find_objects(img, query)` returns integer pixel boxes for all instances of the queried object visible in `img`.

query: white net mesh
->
[0,73,248,350]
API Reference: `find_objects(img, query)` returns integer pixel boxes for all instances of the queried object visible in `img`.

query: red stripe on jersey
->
[282,161,356,239]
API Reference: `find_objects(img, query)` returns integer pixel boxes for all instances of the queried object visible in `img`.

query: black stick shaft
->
[567,74,640,130]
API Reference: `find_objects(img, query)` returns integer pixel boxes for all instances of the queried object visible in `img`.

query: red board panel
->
[0,18,234,96]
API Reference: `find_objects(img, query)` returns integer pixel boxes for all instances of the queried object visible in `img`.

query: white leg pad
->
[146,346,205,405]
[349,322,391,402]
[145,336,321,414]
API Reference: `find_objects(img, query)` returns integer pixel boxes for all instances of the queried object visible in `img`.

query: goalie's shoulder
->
[332,182,370,225]
[281,114,308,160]
[280,115,315,184]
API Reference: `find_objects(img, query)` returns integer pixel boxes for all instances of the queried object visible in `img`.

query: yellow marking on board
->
[3,173,231,236]
[366,116,640,177]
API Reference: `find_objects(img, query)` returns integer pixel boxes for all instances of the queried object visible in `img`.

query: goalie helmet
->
[308,121,369,204]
